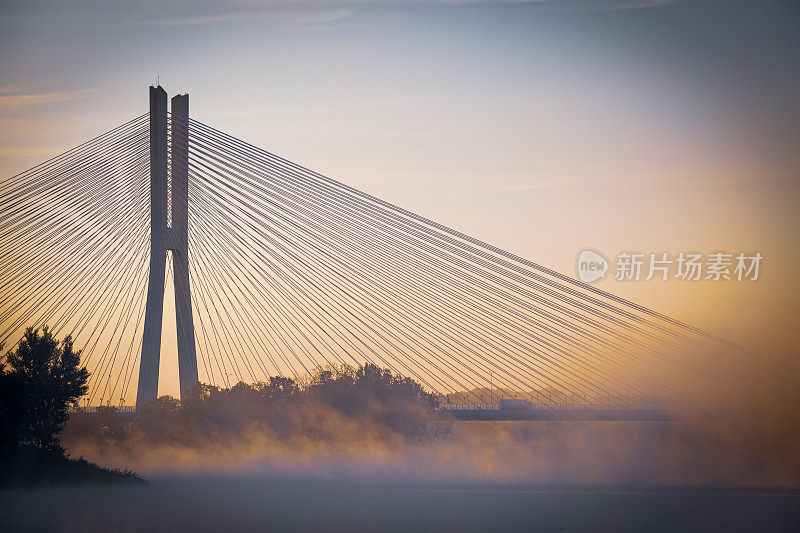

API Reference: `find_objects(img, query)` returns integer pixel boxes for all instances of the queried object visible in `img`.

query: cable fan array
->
[0,115,150,407]
[1,111,744,408]
[167,113,742,407]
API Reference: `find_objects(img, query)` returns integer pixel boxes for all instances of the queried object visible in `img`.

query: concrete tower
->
[136,86,198,411]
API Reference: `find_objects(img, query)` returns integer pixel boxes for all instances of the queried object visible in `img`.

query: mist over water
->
[62,348,800,489]
[4,347,790,531]
[63,419,800,489]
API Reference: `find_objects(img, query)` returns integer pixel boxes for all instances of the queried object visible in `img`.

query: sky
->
[1,0,799,398]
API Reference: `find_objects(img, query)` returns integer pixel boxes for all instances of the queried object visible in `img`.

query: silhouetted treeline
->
[65,363,448,451]
[0,327,88,454]
[0,327,145,487]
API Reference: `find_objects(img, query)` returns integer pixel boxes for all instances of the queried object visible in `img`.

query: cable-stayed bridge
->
[0,86,742,416]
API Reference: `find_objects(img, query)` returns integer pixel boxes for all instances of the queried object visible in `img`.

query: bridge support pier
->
[136,86,197,411]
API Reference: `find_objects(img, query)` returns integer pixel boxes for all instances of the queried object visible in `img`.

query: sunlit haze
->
[3,4,800,531]
[1,1,798,396]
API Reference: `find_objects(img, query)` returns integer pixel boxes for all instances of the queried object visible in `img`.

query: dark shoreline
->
[0,446,146,488]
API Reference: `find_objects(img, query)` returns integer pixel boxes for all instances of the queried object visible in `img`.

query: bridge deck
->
[437,408,669,421]
[71,405,669,421]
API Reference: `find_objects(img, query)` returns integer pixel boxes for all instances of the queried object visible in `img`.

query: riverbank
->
[0,446,146,488]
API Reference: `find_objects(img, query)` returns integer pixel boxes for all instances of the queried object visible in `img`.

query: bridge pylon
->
[136,85,198,411]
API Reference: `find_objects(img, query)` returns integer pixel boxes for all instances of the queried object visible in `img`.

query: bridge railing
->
[69,405,136,414]
[436,402,662,411]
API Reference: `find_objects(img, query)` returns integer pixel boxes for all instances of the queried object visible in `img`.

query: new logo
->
[577,250,608,283]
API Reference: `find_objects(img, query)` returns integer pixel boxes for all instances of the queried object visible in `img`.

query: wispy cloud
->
[208,91,432,119]
[129,6,354,27]
[0,88,97,111]
[0,144,71,159]
[230,0,676,8]
[0,86,33,96]
[591,0,681,10]
[494,182,566,194]
[112,0,678,29]
[129,11,252,27]
[685,177,763,187]
[288,7,354,23]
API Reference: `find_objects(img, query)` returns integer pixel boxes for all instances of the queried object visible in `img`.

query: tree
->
[1,327,89,453]
[0,344,26,449]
